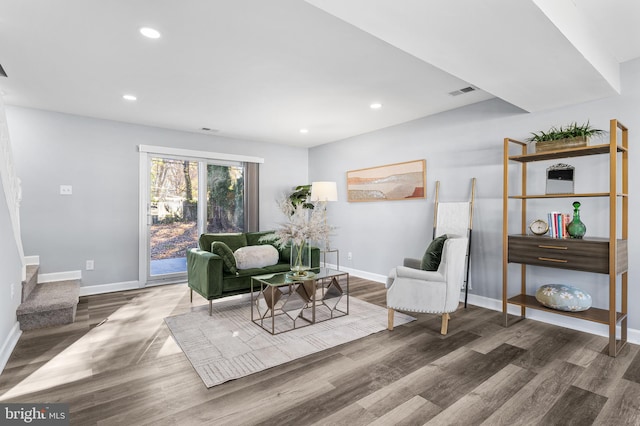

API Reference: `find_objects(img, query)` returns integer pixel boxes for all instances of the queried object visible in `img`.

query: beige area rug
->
[164,293,415,388]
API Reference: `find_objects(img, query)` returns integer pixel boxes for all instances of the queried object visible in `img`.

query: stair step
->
[17,280,80,331]
[22,264,39,303]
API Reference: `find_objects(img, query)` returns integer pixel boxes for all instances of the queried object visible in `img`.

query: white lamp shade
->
[310,181,338,202]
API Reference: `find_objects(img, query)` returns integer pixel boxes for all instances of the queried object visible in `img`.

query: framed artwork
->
[347,159,426,202]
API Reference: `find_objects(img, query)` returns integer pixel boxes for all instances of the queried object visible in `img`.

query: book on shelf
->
[546,212,571,238]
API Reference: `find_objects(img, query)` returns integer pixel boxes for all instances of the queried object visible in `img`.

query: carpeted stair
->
[16,265,80,330]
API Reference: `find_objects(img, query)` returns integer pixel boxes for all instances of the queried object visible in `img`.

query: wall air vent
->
[448,86,476,96]
[0,64,7,77]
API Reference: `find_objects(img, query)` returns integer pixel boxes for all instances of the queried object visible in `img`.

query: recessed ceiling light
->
[299,128,309,134]
[140,27,161,39]
[370,103,382,109]
[123,94,137,101]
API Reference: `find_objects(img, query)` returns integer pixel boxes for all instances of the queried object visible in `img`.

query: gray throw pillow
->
[420,234,448,271]
[211,241,237,274]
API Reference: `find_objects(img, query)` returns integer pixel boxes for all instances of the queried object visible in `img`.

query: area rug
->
[164,294,415,388]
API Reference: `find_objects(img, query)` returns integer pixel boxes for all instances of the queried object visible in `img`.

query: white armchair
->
[386,236,468,335]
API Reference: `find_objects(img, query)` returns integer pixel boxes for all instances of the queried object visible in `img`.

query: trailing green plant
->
[288,185,314,210]
[526,121,603,142]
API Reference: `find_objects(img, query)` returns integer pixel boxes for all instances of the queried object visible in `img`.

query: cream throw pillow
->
[234,245,279,269]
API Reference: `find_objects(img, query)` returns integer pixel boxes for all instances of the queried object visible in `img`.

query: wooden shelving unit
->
[502,119,629,357]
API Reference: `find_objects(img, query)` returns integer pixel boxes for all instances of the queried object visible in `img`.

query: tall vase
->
[567,201,586,239]
[290,240,311,276]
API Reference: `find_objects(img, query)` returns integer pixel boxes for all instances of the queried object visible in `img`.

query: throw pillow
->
[211,241,237,274]
[535,284,592,312]
[200,233,248,252]
[421,234,448,271]
[234,245,279,270]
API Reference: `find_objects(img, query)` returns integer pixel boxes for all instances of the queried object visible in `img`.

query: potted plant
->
[527,121,604,153]
[288,185,314,210]
[261,198,332,277]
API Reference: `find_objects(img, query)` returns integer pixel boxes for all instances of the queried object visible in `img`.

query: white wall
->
[310,58,640,330]
[0,175,22,372]
[6,107,309,287]
[0,96,24,373]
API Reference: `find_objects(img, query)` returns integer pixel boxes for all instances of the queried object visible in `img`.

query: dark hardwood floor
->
[1,277,640,425]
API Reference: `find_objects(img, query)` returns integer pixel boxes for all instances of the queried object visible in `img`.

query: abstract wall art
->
[347,159,426,202]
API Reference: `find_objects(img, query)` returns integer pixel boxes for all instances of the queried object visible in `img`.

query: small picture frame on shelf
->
[546,163,574,194]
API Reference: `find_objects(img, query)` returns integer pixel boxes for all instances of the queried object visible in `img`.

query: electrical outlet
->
[86,260,94,270]
[347,252,353,261]
[59,185,73,195]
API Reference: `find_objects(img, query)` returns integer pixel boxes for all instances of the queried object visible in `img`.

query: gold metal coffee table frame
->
[250,268,349,335]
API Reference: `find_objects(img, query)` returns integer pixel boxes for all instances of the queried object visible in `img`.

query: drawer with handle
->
[508,235,627,274]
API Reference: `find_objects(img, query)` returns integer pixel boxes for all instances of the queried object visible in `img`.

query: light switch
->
[60,185,72,195]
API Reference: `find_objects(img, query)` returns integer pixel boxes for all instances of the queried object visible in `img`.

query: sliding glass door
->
[143,154,248,284]
[205,164,244,233]
[148,157,199,278]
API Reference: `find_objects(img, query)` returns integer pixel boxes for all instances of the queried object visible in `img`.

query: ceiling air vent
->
[448,86,476,96]
[0,64,6,78]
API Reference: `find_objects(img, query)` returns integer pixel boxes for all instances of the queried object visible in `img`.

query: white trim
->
[38,270,82,283]
[336,265,387,284]
[138,144,264,164]
[24,255,40,265]
[630,327,640,346]
[0,322,21,375]
[79,280,141,296]
[462,293,640,345]
[139,151,148,286]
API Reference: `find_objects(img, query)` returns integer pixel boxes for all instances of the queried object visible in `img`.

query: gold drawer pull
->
[538,245,568,250]
[538,257,568,263]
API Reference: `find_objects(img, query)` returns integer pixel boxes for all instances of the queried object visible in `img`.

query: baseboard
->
[462,292,640,346]
[0,322,22,375]
[79,280,141,296]
[24,255,39,266]
[38,270,82,283]
[336,265,386,284]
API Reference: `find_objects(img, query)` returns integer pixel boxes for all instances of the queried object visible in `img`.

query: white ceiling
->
[0,0,638,148]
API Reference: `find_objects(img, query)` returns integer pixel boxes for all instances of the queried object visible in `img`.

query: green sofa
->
[187,231,320,314]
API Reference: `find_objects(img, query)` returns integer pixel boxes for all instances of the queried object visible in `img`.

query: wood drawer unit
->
[507,235,628,274]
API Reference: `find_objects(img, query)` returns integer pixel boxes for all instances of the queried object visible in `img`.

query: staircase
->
[16,264,80,331]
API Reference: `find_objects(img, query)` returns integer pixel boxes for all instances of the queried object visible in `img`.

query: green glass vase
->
[567,201,586,239]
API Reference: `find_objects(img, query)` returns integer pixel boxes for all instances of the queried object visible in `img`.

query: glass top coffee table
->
[251,268,349,335]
